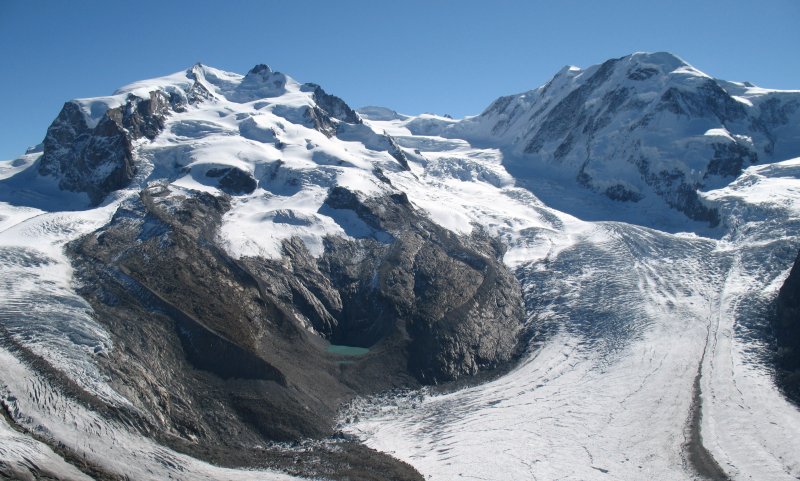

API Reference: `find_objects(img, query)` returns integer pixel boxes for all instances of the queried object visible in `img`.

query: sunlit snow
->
[1,58,800,480]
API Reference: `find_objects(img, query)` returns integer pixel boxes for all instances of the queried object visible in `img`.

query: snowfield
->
[2,55,800,480]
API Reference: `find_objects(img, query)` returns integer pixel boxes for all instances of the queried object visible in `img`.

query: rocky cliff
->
[774,251,800,402]
[37,91,181,204]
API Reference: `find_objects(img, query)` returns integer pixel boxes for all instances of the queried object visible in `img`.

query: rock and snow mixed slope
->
[1,53,800,480]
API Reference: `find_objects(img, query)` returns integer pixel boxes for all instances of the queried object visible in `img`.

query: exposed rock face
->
[185,64,216,103]
[774,251,800,402]
[205,166,257,194]
[67,185,426,479]
[303,104,340,137]
[301,83,362,125]
[72,188,329,439]
[385,133,411,171]
[38,91,179,204]
[317,187,524,382]
[267,82,362,138]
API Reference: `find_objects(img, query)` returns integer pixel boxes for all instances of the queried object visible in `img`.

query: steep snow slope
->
[1,55,800,480]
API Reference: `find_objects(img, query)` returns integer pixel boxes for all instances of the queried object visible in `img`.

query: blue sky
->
[1,0,798,159]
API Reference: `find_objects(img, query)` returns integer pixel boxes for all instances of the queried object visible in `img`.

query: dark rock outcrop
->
[774,251,800,402]
[38,91,179,204]
[301,83,362,125]
[316,187,524,382]
[284,83,363,138]
[631,153,721,225]
[386,134,411,171]
[706,141,759,178]
[303,105,339,137]
[205,167,257,194]
[185,64,216,103]
[68,186,424,479]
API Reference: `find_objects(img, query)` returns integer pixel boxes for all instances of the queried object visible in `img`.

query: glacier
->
[1,52,799,480]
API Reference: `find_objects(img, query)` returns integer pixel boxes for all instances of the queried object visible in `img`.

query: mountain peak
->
[555,65,582,77]
[441,50,800,225]
[625,51,690,72]
[232,64,293,101]
[248,63,272,75]
[186,62,209,79]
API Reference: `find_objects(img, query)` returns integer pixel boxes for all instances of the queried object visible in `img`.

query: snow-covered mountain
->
[407,52,800,226]
[1,53,800,481]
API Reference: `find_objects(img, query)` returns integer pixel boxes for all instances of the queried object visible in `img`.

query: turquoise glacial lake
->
[326,344,370,356]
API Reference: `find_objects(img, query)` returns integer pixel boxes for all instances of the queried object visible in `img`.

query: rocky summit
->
[1,53,800,481]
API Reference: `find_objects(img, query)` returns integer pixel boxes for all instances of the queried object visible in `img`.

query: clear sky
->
[1,0,798,159]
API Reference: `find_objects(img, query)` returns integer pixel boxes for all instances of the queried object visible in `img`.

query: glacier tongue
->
[342,223,724,481]
[0,200,125,404]
[341,167,800,480]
